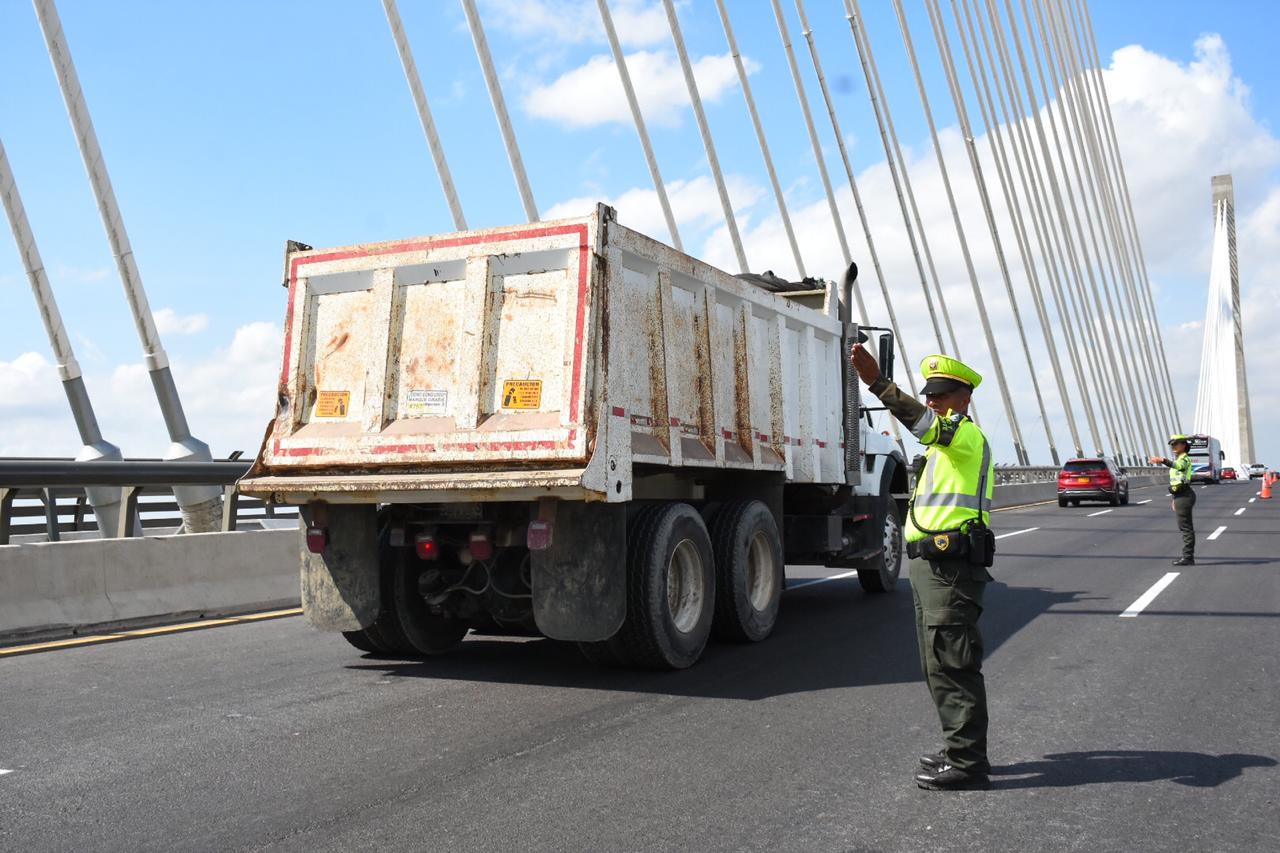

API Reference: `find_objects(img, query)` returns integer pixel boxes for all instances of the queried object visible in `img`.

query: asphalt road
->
[2,482,1277,852]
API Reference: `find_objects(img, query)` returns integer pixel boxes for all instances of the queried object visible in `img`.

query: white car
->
[1248,463,1267,479]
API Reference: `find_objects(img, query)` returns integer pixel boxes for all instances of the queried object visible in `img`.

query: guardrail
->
[0,459,296,544]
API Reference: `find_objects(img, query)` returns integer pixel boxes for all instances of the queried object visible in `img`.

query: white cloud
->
[152,308,209,335]
[524,49,753,128]
[482,0,669,48]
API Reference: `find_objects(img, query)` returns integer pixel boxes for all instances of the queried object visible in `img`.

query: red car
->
[1058,457,1130,507]
[1222,467,1237,480]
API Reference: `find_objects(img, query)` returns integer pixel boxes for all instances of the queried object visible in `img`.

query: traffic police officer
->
[851,347,995,791]
[1150,435,1196,566]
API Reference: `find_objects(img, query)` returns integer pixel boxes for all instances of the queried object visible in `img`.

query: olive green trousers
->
[909,556,993,772]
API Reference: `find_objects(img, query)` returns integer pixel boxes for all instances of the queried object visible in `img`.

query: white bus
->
[1188,434,1224,484]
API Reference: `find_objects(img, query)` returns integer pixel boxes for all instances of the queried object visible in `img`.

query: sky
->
[2,0,1277,470]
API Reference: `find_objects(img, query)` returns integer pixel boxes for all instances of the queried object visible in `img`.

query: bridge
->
[1,1,1275,850]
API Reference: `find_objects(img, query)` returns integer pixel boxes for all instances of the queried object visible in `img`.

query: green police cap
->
[920,354,982,394]
[1168,433,1190,447]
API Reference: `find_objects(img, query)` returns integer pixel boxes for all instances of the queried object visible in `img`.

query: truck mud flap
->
[530,502,626,642]
[299,504,380,632]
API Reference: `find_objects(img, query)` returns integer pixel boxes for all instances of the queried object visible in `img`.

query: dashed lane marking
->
[0,769,12,776]
[1208,526,1227,541]
[1137,499,1152,505]
[1088,509,1113,517]
[1249,498,1256,503]
[1120,572,1180,618]
[995,527,1039,540]
[0,608,303,658]
[1235,508,1246,516]
[788,570,858,590]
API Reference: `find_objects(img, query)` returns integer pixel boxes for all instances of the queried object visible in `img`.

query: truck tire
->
[341,630,382,654]
[390,548,469,656]
[858,507,903,594]
[607,502,716,669]
[709,500,783,642]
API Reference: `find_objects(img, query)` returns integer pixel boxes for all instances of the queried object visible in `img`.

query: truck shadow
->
[991,750,1277,789]
[347,579,1090,701]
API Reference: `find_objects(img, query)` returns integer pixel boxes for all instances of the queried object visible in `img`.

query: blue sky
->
[3,1,1278,466]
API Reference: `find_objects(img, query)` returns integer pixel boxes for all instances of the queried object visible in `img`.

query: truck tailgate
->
[257,217,601,470]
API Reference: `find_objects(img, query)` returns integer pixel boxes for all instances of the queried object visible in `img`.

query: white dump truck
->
[240,205,908,668]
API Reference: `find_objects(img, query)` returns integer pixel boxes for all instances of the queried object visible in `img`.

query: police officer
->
[1150,435,1196,566]
[851,346,994,792]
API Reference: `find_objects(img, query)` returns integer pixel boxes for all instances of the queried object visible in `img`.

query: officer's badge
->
[928,358,939,371]
[933,535,950,551]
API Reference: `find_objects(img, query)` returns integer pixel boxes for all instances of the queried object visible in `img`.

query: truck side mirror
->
[877,331,895,383]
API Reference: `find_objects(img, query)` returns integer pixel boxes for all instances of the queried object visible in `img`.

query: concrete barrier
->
[991,475,1165,509]
[0,526,298,645]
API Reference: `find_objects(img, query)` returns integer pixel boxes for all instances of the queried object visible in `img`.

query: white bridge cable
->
[791,0,918,396]
[842,0,948,357]
[662,0,749,273]
[1070,0,1180,429]
[961,0,1117,457]
[597,0,681,251]
[935,0,1090,455]
[1043,0,1173,438]
[383,0,467,231]
[712,0,800,275]
[987,0,1137,460]
[908,0,1064,464]
[1030,0,1162,451]
[893,0,1051,464]
[460,0,538,222]
[770,0,853,284]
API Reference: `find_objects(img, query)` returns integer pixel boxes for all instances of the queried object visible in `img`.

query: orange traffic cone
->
[1262,473,1273,500]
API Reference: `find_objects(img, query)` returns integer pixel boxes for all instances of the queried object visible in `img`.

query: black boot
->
[919,750,946,771]
[915,763,991,791]
[1172,557,1195,566]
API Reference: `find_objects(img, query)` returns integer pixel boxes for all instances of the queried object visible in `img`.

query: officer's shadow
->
[992,750,1276,789]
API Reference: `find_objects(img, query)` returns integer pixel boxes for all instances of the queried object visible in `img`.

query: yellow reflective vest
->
[906,411,994,543]
[1168,452,1193,488]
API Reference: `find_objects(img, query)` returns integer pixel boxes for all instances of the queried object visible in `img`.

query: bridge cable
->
[383,0,467,231]
[596,0,682,251]
[459,0,539,222]
[662,0,749,273]
[894,0,1054,464]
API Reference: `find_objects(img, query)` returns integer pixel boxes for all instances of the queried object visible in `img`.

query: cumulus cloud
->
[524,49,753,128]
[152,308,210,335]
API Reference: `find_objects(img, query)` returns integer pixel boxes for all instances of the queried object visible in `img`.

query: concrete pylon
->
[1193,175,1256,470]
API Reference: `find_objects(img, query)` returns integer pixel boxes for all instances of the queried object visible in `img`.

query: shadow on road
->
[992,750,1277,789]
[348,580,1088,701]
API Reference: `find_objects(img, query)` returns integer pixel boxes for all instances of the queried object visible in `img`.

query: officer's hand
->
[1148,455,1164,465]
[850,343,881,386]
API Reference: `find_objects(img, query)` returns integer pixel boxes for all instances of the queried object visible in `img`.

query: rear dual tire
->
[342,540,469,657]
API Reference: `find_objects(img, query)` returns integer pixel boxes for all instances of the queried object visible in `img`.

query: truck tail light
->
[468,531,494,561]
[527,519,553,551]
[415,533,439,561]
[305,525,329,554]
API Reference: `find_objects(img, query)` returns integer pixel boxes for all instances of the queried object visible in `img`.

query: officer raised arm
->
[851,343,996,792]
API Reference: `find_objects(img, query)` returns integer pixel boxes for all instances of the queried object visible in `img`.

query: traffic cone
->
[1262,473,1273,500]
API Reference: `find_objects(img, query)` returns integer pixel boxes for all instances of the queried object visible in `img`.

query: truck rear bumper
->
[239,468,599,505]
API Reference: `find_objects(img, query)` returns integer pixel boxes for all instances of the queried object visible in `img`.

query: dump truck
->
[239,205,908,669]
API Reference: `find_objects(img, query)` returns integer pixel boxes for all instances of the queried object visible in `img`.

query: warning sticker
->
[315,390,350,418]
[501,379,543,410]
[405,389,448,416]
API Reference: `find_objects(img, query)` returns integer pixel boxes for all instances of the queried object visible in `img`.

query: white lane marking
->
[1208,526,1227,541]
[1137,499,1152,505]
[1234,508,1246,516]
[1120,572,1180,618]
[1249,498,1256,503]
[995,527,1039,540]
[789,570,858,589]
[1088,509,1113,517]
[0,769,12,776]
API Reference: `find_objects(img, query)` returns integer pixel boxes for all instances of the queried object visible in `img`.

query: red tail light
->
[415,533,439,561]
[305,526,328,554]
[468,532,494,561]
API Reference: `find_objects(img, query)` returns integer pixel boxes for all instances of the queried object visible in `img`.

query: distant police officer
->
[1150,435,1196,566]
[851,347,995,792]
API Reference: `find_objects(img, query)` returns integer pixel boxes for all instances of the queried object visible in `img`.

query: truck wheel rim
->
[746,530,777,611]
[883,515,902,580]
[667,539,705,634]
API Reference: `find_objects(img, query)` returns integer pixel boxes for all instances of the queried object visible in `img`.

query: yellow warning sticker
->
[315,390,351,418]
[501,380,542,410]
